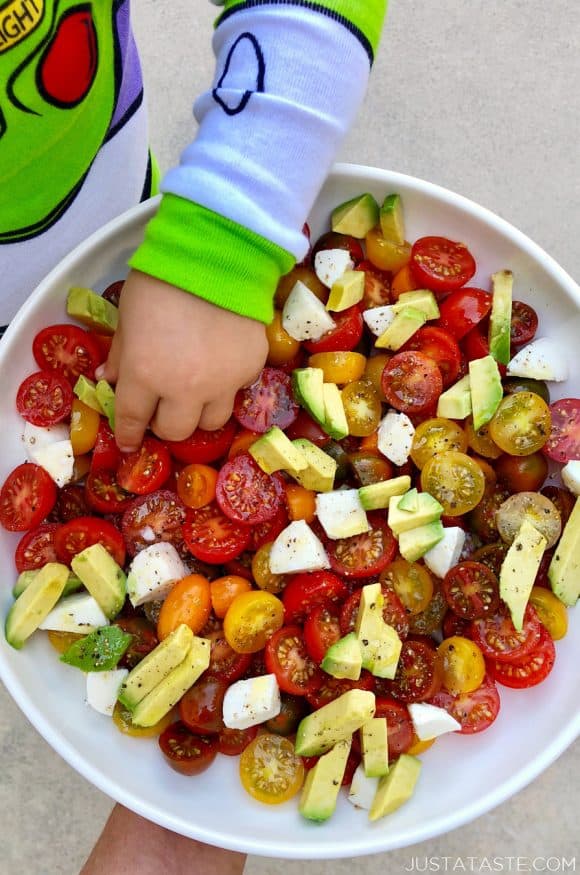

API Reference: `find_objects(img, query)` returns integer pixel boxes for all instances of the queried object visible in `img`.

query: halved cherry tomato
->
[442,612,471,639]
[285,484,316,523]
[168,420,237,466]
[435,636,486,694]
[227,428,261,459]
[469,604,542,664]
[69,398,100,455]
[239,734,305,805]
[381,559,434,615]
[326,515,397,579]
[381,351,443,416]
[471,542,508,578]
[487,626,555,688]
[0,463,57,532]
[303,605,342,664]
[176,463,218,509]
[496,491,561,549]
[265,694,309,736]
[216,453,284,525]
[218,726,258,757]
[438,288,492,340]
[408,588,448,637]
[303,305,364,355]
[374,697,414,757]
[403,327,461,388]
[421,451,485,516]
[32,324,102,382]
[407,735,436,756]
[116,438,171,495]
[234,368,298,434]
[366,227,411,272]
[266,311,301,366]
[527,587,568,641]
[210,575,253,619]
[355,260,391,308]
[15,522,60,572]
[442,561,500,620]
[308,351,367,385]
[410,236,476,295]
[179,675,228,734]
[206,632,252,682]
[284,409,330,447]
[157,574,211,640]
[224,590,285,654]
[275,265,328,309]
[489,392,552,456]
[122,490,186,557]
[471,456,497,487]
[283,570,348,623]
[340,584,410,641]
[265,625,322,695]
[348,451,393,486]
[53,483,90,522]
[16,370,73,426]
[380,639,440,703]
[306,672,374,710]
[495,452,548,493]
[391,264,420,299]
[410,418,467,470]
[504,377,550,405]
[85,469,133,514]
[251,542,287,593]
[341,380,382,437]
[115,616,158,669]
[510,300,538,346]
[248,505,289,551]
[465,417,503,460]
[47,630,83,654]
[542,398,580,463]
[183,502,250,564]
[467,485,510,543]
[159,722,218,776]
[90,420,121,472]
[54,516,125,566]
[312,231,364,265]
[430,675,500,734]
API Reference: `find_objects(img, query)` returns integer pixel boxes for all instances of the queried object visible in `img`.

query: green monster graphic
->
[0,0,118,242]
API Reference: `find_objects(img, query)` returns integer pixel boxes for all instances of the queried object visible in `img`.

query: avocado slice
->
[13,569,82,599]
[291,439,336,492]
[95,380,116,431]
[469,355,503,430]
[322,383,349,440]
[361,717,389,778]
[71,543,126,620]
[358,475,412,511]
[500,519,547,631]
[375,307,426,351]
[73,375,104,414]
[355,583,402,679]
[249,427,307,476]
[67,286,119,334]
[331,193,379,239]
[549,497,580,606]
[488,270,513,365]
[369,754,422,821]
[292,368,325,427]
[131,636,211,727]
[398,488,419,513]
[395,289,440,320]
[437,375,472,420]
[321,633,362,680]
[398,521,445,563]
[5,563,69,650]
[299,739,352,822]
[379,194,405,245]
[326,270,365,312]
[388,492,444,535]
[295,689,376,757]
[118,623,195,710]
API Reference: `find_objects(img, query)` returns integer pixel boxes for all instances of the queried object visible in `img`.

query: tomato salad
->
[2,192,580,824]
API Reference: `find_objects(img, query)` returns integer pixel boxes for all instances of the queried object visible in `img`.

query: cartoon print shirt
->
[0,0,387,327]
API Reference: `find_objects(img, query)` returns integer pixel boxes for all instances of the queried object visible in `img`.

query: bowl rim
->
[0,162,579,859]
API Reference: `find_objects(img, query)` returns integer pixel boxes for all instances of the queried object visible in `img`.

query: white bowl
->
[1,164,579,859]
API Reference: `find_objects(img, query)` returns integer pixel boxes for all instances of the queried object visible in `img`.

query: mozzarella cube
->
[561,460,580,496]
[377,410,415,467]
[23,422,70,455]
[223,674,281,730]
[39,593,109,634]
[423,527,466,579]
[507,338,569,382]
[348,763,379,810]
[269,520,330,574]
[282,280,336,341]
[314,249,354,288]
[86,669,129,716]
[408,702,461,740]
[127,543,188,607]
[29,439,74,487]
[315,489,369,540]
[363,306,396,337]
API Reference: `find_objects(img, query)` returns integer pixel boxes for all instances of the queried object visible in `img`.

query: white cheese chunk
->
[377,410,415,467]
[282,280,336,341]
[348,763,379,810]
[222,674,281,730]
[269,520,330,574]
[408,702,461,740]
[363,305,396,337]
[315,489,369,540]
[86,669,129,716]
[423,527,466,579]
[127,542,188,607]
[23,421,70,455]
[561,460,580,495]
[314,249,354,288]
[29,439,75,487]
[507,338,569,382]
[39,592,109,634]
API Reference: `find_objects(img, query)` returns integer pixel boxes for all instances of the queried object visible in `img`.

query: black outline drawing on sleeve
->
[212,31,265,116]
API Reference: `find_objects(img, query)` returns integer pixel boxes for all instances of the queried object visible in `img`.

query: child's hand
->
[97,270,268,451]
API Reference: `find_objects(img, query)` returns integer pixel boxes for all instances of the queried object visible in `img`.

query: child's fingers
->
[150,397,203,443]
[95,334,121,384]
[114,374,159,452]
[198,398,236,432]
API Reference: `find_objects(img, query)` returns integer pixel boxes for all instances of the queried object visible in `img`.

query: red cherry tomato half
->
[284,409,330,447]
[121,490,186,558]
[206,633,252,683]
[179,675,228,734]
[116,438,172,495]
[54,515,126,566]
[16,370,73,426]
[265,625,322,696]
[167,419,237,465]
[469,604,542,664]
[442,612,471,639]
[303,605,342,664]
[374,697,414,757]
[542,399,580,463]
[510,300,539,347]
[487,626,555,689]
[32,324,102,382]
[91,420,122,473]
[53,484,91,522]
[233,368,299,434]
[410,236,476,295]
[381,351,443,416]
[379,639,440,703]
[15,522,60,572]
[325,515,398,579]
[247,505,289,552]
[282,570,348,623]
[303,306,364,355]
[0,463,57,532]
[339,584,410,641]
[216,453,285,525]
[441,561,500,620]
[437,288,492,340]
[355,260,391,308]
[85,469,133,515]
[306,671,374,710]
[312,231,364,265]
[430,675,500,734]
[218,725,258,757]
[403,326,462,388]
[159,722,218,776]
[182,502,251,564]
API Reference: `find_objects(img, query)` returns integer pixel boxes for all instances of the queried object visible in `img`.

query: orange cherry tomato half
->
[228,429,261,459]
[285,483,316,523]
[157,574,212,640]
[70,399,100,456]
[177,463,218,509]
[210,575,253,619]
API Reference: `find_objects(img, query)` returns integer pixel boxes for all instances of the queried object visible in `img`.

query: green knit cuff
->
[129,194,295,324]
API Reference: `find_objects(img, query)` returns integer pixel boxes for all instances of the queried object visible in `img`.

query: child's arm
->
[103,1,388,450]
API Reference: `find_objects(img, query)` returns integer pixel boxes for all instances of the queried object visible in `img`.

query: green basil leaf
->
[60,626,132,672]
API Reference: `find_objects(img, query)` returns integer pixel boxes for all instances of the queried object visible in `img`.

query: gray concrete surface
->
[1,1,579,872]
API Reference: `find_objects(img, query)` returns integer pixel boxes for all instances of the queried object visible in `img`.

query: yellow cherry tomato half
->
[70,399,100,456]
[489,392,552,456]
[157,574,212,640]
[471,455,497,487]
[465,417,503,460]
[224,590,285,653]
[421,451,486,517]
[436,636,486,695]
[410,418,468,470]
[307,351,367,385]
[251,543,287,594]
[341,380,382,437]
[47,630,84,654]
[366,227,412,273]
[177,463,218,509]
[239,733,305,805]
[112,702,176,738]
[407,735,437,756]
[529,586,568,640]
[266,311,301,366]
[381,558,434,615]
